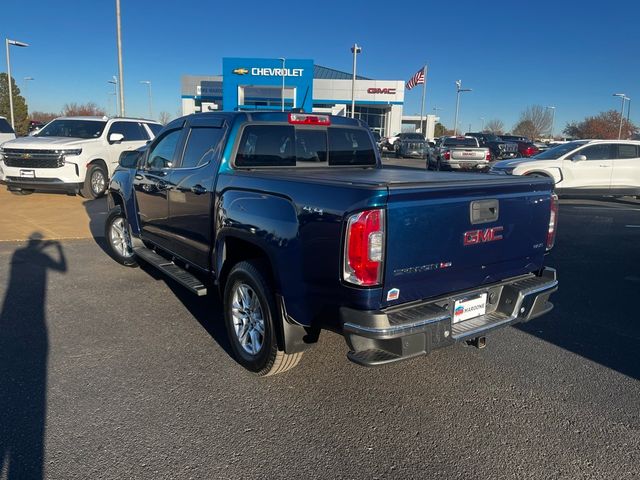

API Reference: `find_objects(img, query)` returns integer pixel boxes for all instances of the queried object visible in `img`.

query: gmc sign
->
[367,87,396,95]
[463,226,504,246]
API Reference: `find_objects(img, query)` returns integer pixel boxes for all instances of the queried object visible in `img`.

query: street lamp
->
[480,116,485,132]
[350,43,362,119]
[613,93,629,139]
[23,76,34,107]
[108,76,119,116]
[545,106,556,140]
[140,80,152,119]
[279,58,285,112]
[115,0,125,116]
[453,80,472,136]
[5,38,30,129]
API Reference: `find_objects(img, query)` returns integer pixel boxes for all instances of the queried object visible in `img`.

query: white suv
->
[0,116,162,198]
[491,139,640,197]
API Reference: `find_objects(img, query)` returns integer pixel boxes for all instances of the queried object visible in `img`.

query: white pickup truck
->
[428,136,492,172]
[0,116,162,198]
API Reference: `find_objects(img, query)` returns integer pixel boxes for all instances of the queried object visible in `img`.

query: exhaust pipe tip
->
[466,336,487,349]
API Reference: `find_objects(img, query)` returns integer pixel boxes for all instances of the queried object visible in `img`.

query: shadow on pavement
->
[82,197,110,256]
[516,200,640,380]
[0,233,67,479]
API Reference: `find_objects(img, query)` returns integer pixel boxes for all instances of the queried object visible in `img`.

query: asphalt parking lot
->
[1,172,640,479]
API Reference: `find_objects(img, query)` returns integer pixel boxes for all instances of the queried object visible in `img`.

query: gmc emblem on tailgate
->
[463,226,504,246]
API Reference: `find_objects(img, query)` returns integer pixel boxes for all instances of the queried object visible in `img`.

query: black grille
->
[3,149,65,168]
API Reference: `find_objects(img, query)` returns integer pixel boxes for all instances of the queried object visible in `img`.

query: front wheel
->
[224,261,303,376]
[81,163,108,199]
[104,207,138,267]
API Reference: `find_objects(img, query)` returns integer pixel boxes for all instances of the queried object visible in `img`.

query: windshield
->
[532,141,587,160]
[402,133,424,140]
[443,137,478,147]
[483,134,500,142]
[36,119,107,139]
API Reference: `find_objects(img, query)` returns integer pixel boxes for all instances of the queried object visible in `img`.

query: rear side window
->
[109,121,148,141]
[0,118,14,134]
[328,127,376,166]
[615,144,639,159]
[146,123,163,137]
[578,144,612,160]
[235,125,295,167]
[180,127,224,168]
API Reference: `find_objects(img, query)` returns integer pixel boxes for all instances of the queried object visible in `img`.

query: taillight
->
[288,113,330,125]
[524,146,538,157]
[485,151,491,161]
[547,193,559,250]
[444,151,451,160]
[343,209,385,286]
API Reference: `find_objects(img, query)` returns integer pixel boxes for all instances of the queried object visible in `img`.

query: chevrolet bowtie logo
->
[21,153,31,159]
[232,68,249,75]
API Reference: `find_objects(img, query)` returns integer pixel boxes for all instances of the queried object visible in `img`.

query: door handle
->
[191,184,207,195]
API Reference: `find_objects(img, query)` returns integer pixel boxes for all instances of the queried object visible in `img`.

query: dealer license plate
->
[20,169,35,178]
[453,293,487,323]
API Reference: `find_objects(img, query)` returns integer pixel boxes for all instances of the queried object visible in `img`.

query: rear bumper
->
[340,267,558,366]
[442,160,490,171]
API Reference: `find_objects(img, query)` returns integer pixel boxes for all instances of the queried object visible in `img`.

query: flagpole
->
[419,65,428,137]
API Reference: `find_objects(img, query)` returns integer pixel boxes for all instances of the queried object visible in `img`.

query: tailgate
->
[450,148,486,160]
[382,180,552,306]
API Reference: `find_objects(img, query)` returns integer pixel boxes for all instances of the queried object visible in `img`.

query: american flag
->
[405,67,425,90]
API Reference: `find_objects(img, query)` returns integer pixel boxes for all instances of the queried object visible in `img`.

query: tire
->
[80,163,108,199]
[224,260,303,376]
[436,158,442,171]
[394,143,401,158]
[104,207,138,267]
[9,188,34,195]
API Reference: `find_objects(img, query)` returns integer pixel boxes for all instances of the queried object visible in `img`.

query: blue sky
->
[3,0,639,133]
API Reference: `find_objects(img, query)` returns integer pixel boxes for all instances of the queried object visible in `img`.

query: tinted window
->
[147,129,182,170]
[402,133,425,140]
[443,137,478,147]
[235,125,295,167]
[0,118,14,134]
[296,129,327,164]
[146,123,163,137]
[109,121,148,141]
[180,127,224,168]
[37,119,106,139]
[328,128,376,166]
[578,144,612,161]
[615,144,639,159]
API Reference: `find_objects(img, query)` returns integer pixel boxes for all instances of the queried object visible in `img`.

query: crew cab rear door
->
[165,116,226,268]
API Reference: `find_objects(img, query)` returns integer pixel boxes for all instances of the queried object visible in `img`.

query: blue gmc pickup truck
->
[105,112,558,376]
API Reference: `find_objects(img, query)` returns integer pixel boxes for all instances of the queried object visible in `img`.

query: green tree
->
[0,72,29,135]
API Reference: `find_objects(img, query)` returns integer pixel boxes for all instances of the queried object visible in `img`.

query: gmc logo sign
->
[463,226,504,246]
[367,87,396,94]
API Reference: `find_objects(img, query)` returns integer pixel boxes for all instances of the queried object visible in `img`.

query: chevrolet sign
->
[232,68,249,75]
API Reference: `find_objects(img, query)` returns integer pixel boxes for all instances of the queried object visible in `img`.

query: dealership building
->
[181,57,437,138]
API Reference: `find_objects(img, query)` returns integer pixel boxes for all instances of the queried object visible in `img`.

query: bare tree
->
[62,102,106,117]
[515,105,552,140]
[484,119,504,134]
[159,111,171,125]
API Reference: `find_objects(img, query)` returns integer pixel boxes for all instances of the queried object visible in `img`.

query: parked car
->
[380,132,401,151]
[428,136,492,171]
[104,111,558,375]
[394,132,428,159]
[500,135,540,158]
[491,139,640,197]
[466,132,519,160]
[0,116,16,145]
[0,116,162,198]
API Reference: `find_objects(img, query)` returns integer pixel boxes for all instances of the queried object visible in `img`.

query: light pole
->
[453,80,472,136]
[279,58,285,112]
[140,80,152,119]
[23,76,34,108]
[613,93,629,139]
[480,116,485,132]
[5,38,30,129]
[108,76,119,116]
[115,0,125,116]
[545,106,556,140]
[350,43,362,119]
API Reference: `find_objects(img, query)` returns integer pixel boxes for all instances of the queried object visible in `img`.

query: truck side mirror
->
[119,150,141,169]
[572,154,587,162]
[109,132,125,144]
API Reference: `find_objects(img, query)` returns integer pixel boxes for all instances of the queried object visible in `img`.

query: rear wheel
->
[80,163,108,199]
[224,261,303,376]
